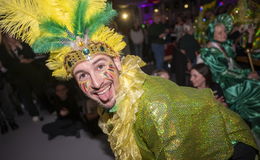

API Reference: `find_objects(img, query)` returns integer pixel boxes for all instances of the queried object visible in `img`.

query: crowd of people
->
[0,34,102,138]
[0,0,259,159]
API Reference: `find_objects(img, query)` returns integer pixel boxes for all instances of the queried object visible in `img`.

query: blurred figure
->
[229,23,256,56]
[42,82,82,140]
[179,24,200,67]
[0,62,19,134]
[148,14,168,69]
[173,17,184,42]
[130,23,144,58]
[190,63,227,106]
[1,34,46,122]
[82,98,102,137]
[152,69,170,80]
[170,38,187,86]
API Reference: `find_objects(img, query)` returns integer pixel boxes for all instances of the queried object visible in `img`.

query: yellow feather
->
[92,26,126,53]
[52,68,70,79]
[85,0,106,21]
[38,0,77,32]
[0,0,41,44]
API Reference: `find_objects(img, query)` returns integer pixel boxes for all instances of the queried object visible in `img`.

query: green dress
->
[98,55,257,160]
[200,40,260,138]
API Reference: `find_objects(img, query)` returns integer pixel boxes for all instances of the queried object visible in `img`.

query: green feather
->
[40,20,68,36]
[86,3,117,36]
[73,0,88,37]
[32,37,70,53]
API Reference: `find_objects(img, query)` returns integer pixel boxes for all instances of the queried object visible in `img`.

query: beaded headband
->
[64,40,118,74]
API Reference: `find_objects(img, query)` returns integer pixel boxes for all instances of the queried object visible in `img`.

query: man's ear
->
[113,56,122,71]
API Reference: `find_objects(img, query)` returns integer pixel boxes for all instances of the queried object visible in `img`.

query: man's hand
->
[215,95,228,107]
[60,108,69,116]
[20,58,34,64]
[159,33,166,39]
[248,72,259,80]
[4,36,23,54]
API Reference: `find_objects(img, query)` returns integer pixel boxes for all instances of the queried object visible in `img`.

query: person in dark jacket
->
[42,82,82,140]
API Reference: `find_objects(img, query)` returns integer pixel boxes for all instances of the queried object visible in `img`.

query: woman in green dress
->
[200,14,260,138]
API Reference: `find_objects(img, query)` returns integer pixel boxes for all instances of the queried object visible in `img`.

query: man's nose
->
[90,73,103,89]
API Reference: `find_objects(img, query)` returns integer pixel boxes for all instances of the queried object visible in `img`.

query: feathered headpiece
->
[0,0,126,79]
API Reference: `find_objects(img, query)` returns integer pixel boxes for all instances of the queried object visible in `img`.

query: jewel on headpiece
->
[83,48,90,55]
[100,46,105,52]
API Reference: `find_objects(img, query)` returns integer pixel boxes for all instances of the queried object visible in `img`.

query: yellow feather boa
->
[98,55,146,160]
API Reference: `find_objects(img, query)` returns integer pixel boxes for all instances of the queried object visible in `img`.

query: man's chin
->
[98,99,116,109]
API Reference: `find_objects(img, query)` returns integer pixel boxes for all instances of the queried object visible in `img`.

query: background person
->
[130,23,144,58]
[200,14,260,137]
[190,63,227,106]
[148,14,168,69]
[42,82,82,140]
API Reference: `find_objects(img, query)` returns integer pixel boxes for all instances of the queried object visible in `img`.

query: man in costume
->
[0,0,258,159]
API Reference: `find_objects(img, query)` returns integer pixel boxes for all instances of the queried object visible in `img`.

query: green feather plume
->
[72,0,88,37]
[32,37,70,53]
[86,3,117,37]
[40,20,68,36]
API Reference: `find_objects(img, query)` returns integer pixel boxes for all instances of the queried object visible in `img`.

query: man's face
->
[73,54,121,109]
[214,24,227,42]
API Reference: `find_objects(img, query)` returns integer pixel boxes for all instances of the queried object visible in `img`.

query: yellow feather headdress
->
[0,0,126,79]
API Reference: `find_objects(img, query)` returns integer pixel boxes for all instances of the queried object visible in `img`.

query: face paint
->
[102,63,116,80]
[80,80,90,94]
[73,54,121,108]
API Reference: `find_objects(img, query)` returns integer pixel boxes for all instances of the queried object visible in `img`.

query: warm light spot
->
[121,12,129,20]
[154,8,159,13]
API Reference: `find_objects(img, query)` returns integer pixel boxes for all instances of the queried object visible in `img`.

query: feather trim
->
[85,0,106,21]
[73,0,88,37]
[38,0,76,32]
[0,0,40,44]
[40,20,68,37]
[32,36,71,53]
[92,26,126,53]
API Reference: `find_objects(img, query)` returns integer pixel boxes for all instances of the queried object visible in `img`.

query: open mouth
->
[95,85,112,103]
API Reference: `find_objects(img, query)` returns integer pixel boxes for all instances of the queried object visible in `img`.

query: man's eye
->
[97,64,105,70]
[78,73,88,81]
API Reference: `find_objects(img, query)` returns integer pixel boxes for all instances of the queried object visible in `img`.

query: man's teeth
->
[97,86,110,95]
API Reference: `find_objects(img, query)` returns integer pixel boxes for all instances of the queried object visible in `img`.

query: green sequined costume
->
[135,76,257,159]
[99,55,257,160]
[200,14,260,137]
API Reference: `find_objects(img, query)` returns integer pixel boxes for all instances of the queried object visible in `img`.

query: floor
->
[0,111,114,160]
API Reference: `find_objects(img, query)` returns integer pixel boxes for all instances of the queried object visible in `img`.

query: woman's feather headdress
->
[0,0,126,79]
